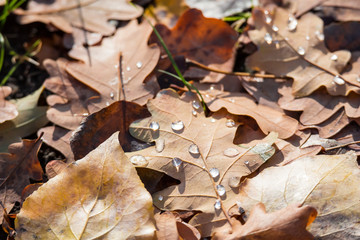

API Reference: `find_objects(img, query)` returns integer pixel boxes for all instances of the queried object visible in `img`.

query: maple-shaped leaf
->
[246,7,360,97]
[212,203,317,240]
[15,132,156,239]
[67,19,160,106]
[235,152,360,239]
[149,8,238,83]
[15,0,143,35]
[0,86,18,124]
[0,136,43,223]
[127,89,278,237]
[200,87,298,139]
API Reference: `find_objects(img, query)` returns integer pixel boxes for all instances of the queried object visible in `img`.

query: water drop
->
[287,16,298,31]
[171,120,184,132]
[223,148,240,157]
[129,155,148,167]
[158,195,163,201]
[82,113,89,116]
[228,176,241,188]
[110,92,115,99]
[172,157,182,170]
[114,64,119,69]
[230,98,235,103]
[333,75,345,85]
[264,10,272,24]
[205,94,210,98]
[357,76,360,82]
[244,160,249,165]
[226,119,235,128]
[136,61,143,69]
[284,37,289,41]
[264,33,272,44]
[252,143,274,162]
[305,35,310,40]
[272,25,279,32]
[274,40,280,49]
[155,139,165,153]
[128,77,132,81]
[214,199,221,210]
[192,110,197,116]
[106,102,110,106]
[149,121,160,132]
[188,144,199,155]
[331,54,338,61]
[216,185,226,196]
[109,77,118,86]
[297,46,305,55]
[209,168,220,178]
[210,118,216,123]
[315,30,324,41]
[192,100,200,110]
[126,66,131,71]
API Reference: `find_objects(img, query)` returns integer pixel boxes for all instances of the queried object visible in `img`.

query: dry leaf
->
[212,203,317,240]
[127,89,278,236]
[246,7,360,97]
[15,132,156,239]
[201,88,298,139]
[15,0,143,35]
[145,0,189,27]
[321,0,360,22]
[67,20,160,106]
[0,86,18,124]
[236,152,360,239]
[45,160,67,179]
[0,136,43,223]
[324,22,360,52]
[149,8,238,83]
[70,101,150,159]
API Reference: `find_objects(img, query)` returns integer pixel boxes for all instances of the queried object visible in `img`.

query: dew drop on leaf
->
[214,199,221,210]
[333,75,345,85]
[126,66,131,71]
[158,195,163,201]
[331,54,338,61]
[106,102,110,106]
[192,110,197,116]
[129,155,148,167]
[272,25,279,32]
[110,92,115,99]
[136,61,143,69]
[223,148,240,157]
[357,76,360,82]
[315,30,324,41]
[225,119,235,128]
[216,185,226,196]
[171,120,184,131]
[210,118,216,123]
[188,144,199,155]
[209,168,220,178]
[306,35,310,40]
[192,100,200,110]
[155,139,165,153]
[264,10,272,24]
[264,33,272,44]
[287,16,298,31]
[172,157,182,170]
[149,121,160,132]
[228,176,241,188]
[297,46,305,55]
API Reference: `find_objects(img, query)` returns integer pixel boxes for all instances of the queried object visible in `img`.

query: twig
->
[325,140,360,151]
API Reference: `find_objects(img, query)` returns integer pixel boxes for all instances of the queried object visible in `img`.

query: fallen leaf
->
[324,22,360,52]
[15,132,156,239]
[0,136,43,223]
[321,0,360,22]
[246,7,360,97]
[149,8,238,83]
[63,26,102,49]
[0,86,17,124]
[38,126,74,162]
[185,0,253,18]
[70,101,150,159]
[15,0,143,35]
[0,86,48,153]
[235,152,360,239]
[127,89,278,236]
[286,0,325,17]
[45,160,67,179]
[67,19,160,106]
[145,0,189,27]
[212,203,316,240]
[201,88,298,139]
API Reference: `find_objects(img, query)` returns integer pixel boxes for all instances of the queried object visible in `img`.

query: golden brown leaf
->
[127,89,278,237]
[246,7,360,97]
[15,132,156,239]
[236,152,360,239]
[15,0,143,35]
[212,203,317,240]
[0,136,43,223]
[0,86,17,124]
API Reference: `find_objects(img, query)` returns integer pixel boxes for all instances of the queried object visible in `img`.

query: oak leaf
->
[127,89,278,237]
[15,0,143,35]
[236,152,360,239]
[321,0,360,22]
[246,7,360,97]
[15,132,156,239]
[212,203,317,240]
[0,86,17,124]
[0,136,43,223]
[149,8,238,83]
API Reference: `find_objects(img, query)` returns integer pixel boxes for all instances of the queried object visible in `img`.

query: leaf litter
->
[1,0,360,239]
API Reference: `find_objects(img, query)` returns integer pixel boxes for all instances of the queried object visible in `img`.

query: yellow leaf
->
[15,132,156,239]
